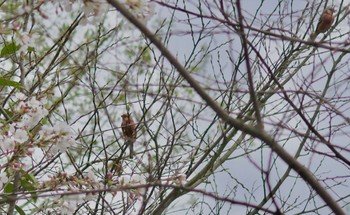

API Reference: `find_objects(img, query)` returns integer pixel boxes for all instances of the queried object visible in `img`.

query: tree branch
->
[106,1,345,214]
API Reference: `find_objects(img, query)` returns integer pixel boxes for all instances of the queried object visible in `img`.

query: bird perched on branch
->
[121,113,137,158]
[310,6,335,41]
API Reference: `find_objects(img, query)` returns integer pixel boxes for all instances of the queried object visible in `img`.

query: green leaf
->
[142,48,151,63]
[15,205,26,215]
[20,179,38,202]
[4,182,13,193]
[20,172,38,202]
[22,172,37,184]
[0,108,13,118]
[5,109,13,118]
[0,42,20,58]
[27,46,35,52]
[0,78,23,89]
[20,178,34,191]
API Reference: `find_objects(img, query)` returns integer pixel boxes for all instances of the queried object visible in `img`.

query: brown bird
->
[310,6,335,40]
[121,113,137,158]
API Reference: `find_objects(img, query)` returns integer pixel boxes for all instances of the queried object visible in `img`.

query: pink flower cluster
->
[0,93,75,164]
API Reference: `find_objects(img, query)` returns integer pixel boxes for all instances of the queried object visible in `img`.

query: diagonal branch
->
[235,0,263,130]
[106,1,345,214]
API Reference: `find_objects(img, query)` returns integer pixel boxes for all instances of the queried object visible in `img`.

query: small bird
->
[121,113,137,158]
[310,6,335,41]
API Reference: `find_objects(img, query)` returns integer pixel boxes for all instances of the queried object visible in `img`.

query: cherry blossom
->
[81,0,108,24]
[14,32,39,53]
[120,0,156,23]
[0,172,8,189]
[47,122,75,154]
[0,136,16,152]
[12,128,29,144]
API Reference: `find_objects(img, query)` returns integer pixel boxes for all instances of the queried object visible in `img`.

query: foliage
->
[0,0,349,214]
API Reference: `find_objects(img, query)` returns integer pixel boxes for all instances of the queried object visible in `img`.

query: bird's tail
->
[308,32,318,42]
[129,140,134,158]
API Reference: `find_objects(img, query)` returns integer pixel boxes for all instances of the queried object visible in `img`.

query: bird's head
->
[325,6,335,14]
[121,113,129,119]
